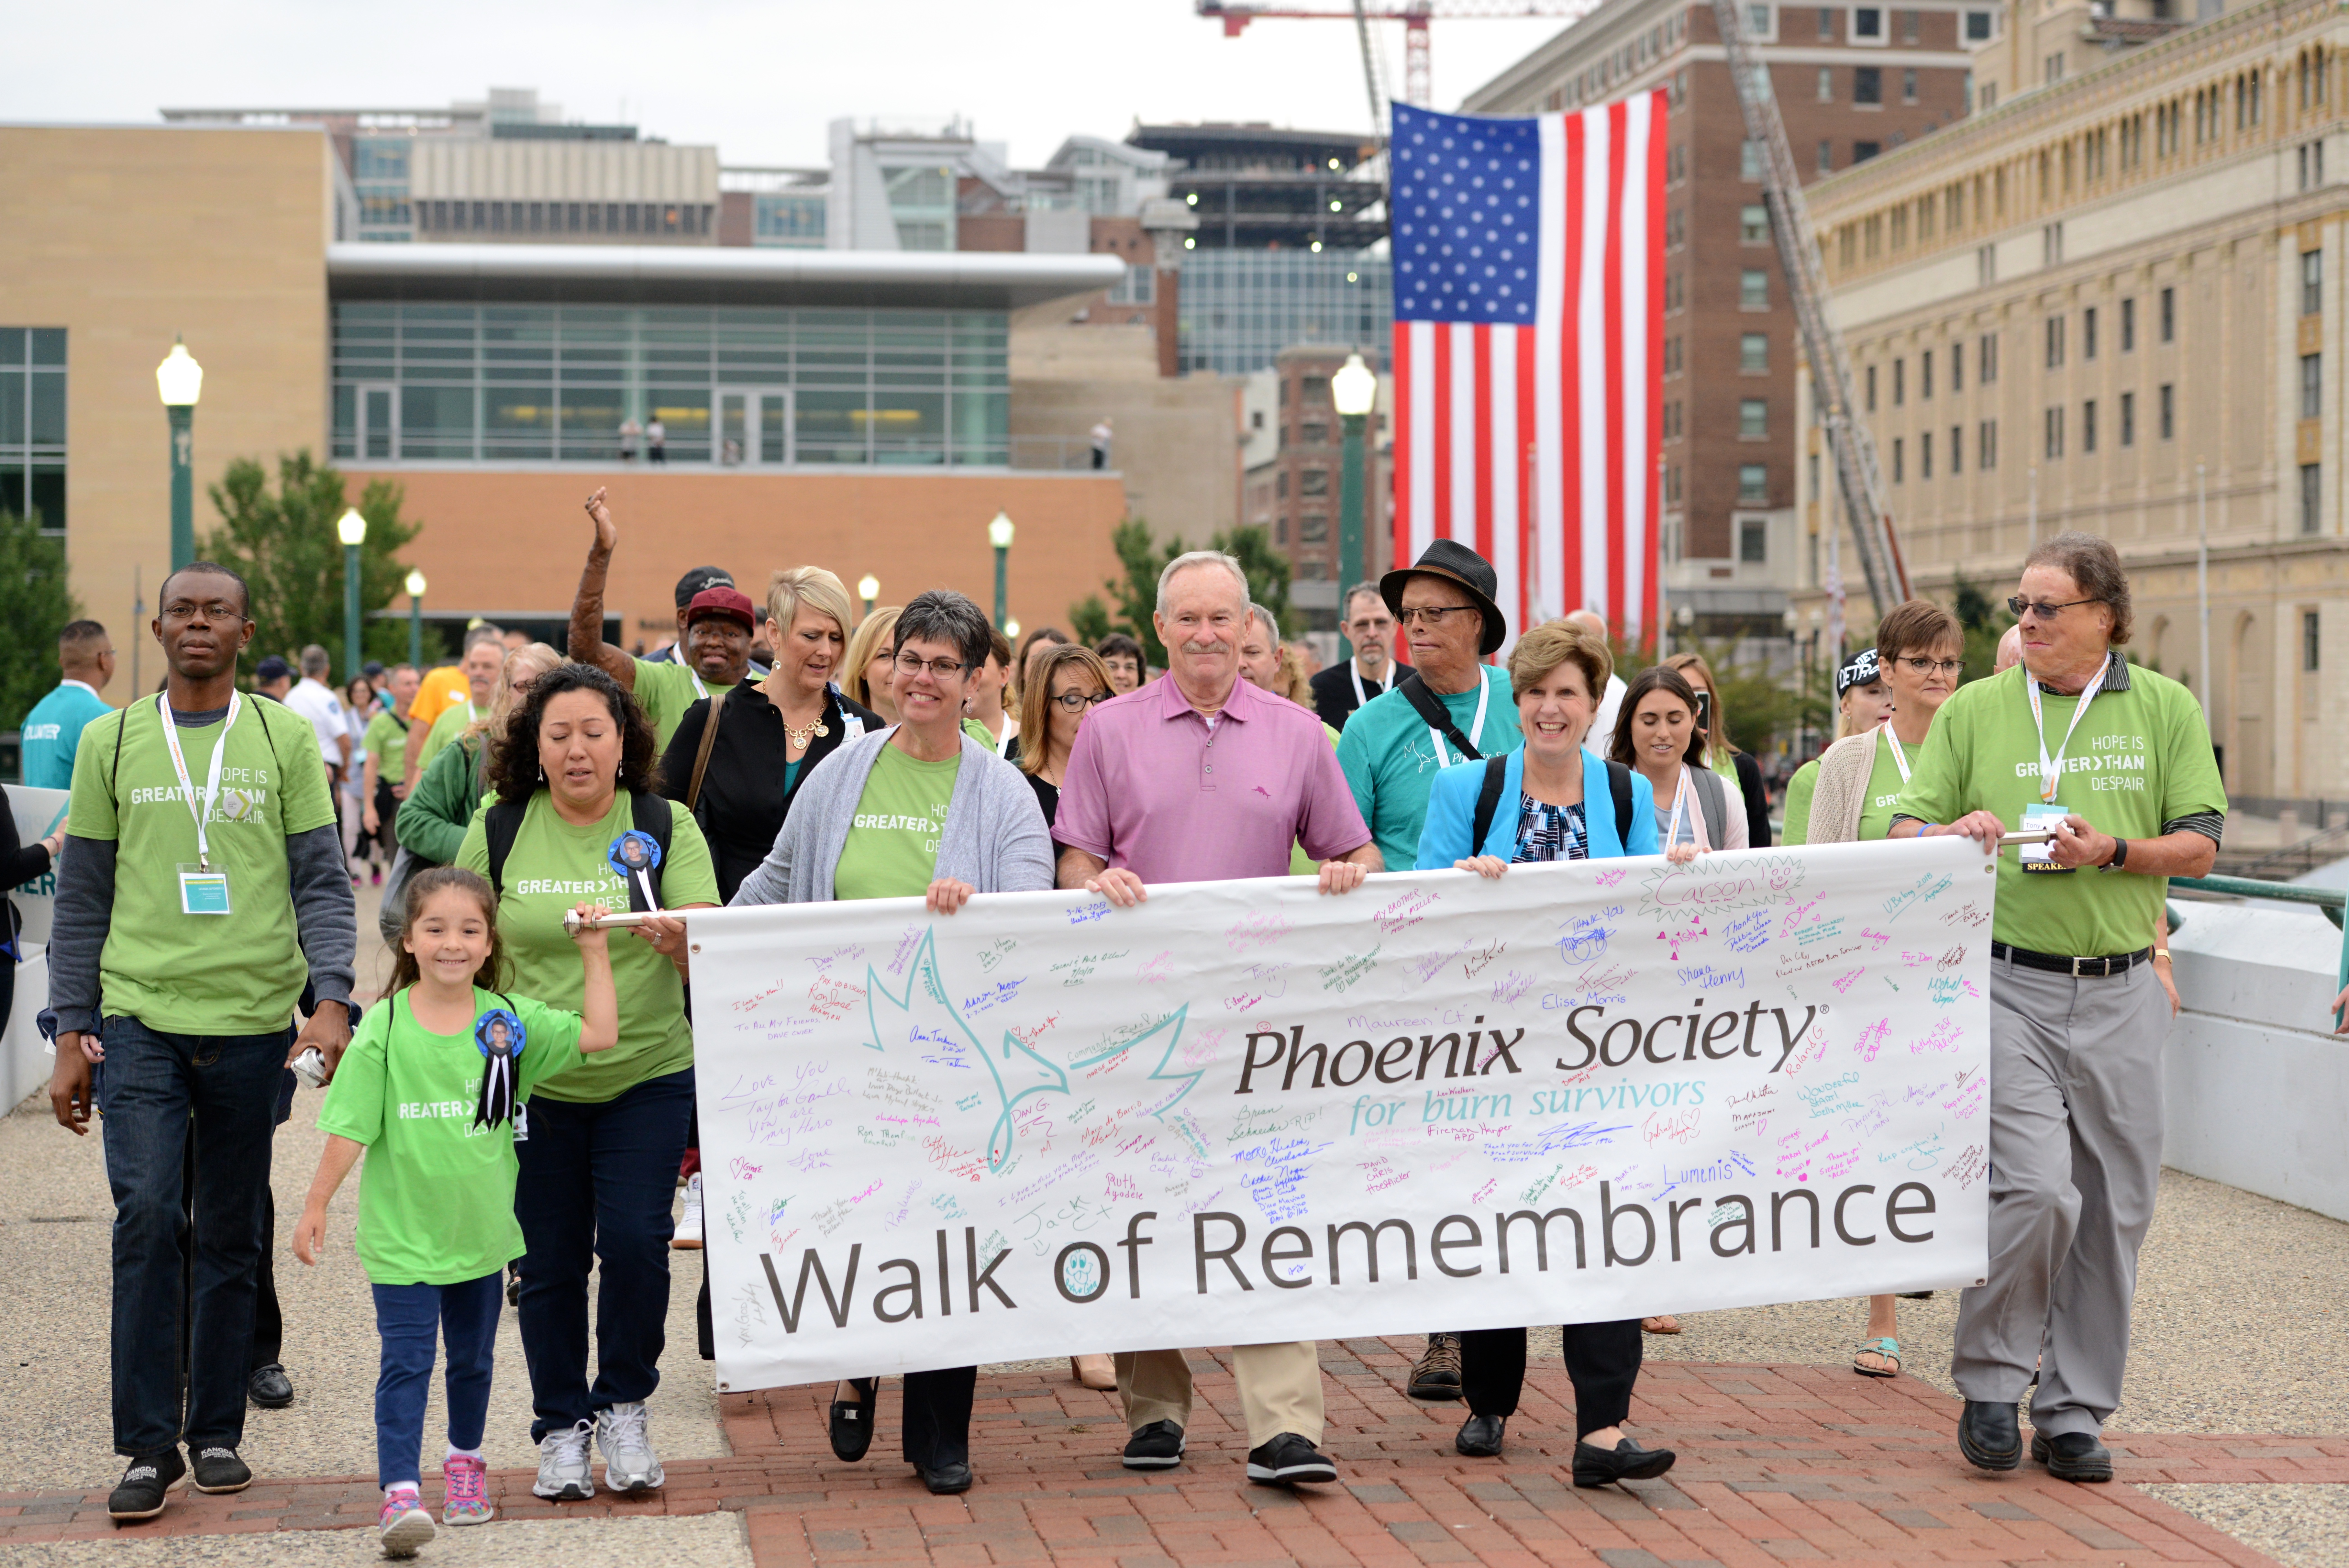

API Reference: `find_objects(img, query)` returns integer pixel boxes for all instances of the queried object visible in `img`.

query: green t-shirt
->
[363,709,409,783]
[960,717,1000,753]
[1780,759,1819,846]
[455,792,719,1102]
[316,988,583,1285]
[634,658,736,749]
[1894,658,2225,956]
[1855,729,1910,843]
[832,745,960,902]
[67,697,338,1033]
[415,701,475,776]
[1336,666,1522,871]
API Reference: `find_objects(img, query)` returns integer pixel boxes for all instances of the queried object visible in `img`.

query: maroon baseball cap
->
[684,585,756,632]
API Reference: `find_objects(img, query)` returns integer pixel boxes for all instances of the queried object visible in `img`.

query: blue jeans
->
[96,1016,293,1457]
[513,1068,693,1441]
[372,1272,503,1489]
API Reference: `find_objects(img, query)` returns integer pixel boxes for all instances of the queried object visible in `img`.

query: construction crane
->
[1710,0,1908,615]
[1197,1,1591,113]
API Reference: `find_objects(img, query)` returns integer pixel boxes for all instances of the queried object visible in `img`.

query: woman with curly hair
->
[455,663,720,1506]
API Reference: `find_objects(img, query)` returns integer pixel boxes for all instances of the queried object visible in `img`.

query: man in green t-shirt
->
[45,562,358,1521]
[361,662,419,849]
[412,630,504,781]
[566,488,753,747]
[1890,533,2223,1485]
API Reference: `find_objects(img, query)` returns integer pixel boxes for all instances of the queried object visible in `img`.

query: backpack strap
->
[483,799,526,899]
[1395,671,1484,762]
[628,789,672,912]
[1605,760,1634,850]
[1690,765,1729,849]
[1468,753,1511,856]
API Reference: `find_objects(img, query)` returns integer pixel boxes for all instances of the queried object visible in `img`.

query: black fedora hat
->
[1380,539,1507,656]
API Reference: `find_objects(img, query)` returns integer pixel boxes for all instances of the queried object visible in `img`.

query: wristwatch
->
[2101,836,2129,872]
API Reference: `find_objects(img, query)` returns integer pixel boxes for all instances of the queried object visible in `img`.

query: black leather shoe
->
[828,1378,878,1462]
[1246,1432,1337,1485]
[1408,1333,1463,1400]
[247,1364,293,1409]
[1454,1414,1506,1457]
[916,1460,973,1495]
[1572,1437,1676,1488]
[1958,1399,2022,1472]
[1122,1419,1186,1471]
[2032,1429,2113,1483]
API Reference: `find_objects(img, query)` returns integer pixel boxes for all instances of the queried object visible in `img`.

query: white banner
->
[7,785,68,945]
[690,838,1995,1393]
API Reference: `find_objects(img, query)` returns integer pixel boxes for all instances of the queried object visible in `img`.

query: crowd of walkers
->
[16,490,2234,1545]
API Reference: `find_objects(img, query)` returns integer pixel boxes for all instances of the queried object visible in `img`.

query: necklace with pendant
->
[783,713,829,750]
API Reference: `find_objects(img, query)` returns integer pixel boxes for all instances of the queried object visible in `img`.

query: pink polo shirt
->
[1053,672,1372,884]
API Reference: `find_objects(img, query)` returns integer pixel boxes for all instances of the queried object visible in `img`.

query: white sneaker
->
[533,1418,596,1500]
[673,1173,704,1251]
[596,1400,665,1493]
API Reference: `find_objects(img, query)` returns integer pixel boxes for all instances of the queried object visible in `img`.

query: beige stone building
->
[1800,0,2349,801]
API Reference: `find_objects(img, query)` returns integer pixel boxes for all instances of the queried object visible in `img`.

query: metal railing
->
[2172,874,2348,930]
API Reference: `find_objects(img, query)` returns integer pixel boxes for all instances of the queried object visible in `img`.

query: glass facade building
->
[0,328,66,531]
[1174,251,1391,377]
[330,302,1009,466]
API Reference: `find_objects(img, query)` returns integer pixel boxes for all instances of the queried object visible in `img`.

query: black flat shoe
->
[247,1363,293,1409]
[828,1377,878,1462]
[2031,1429,2113,1483]
[1454,1414,1506,1457]
[1572,1437,1676,1488]
[1958,1399,2021,1472]
[916,1460,972,1494]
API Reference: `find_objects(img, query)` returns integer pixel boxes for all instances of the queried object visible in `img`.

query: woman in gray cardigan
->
[728,589,1051,1496]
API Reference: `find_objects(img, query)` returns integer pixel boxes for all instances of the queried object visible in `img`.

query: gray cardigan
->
[729,727,1055,906]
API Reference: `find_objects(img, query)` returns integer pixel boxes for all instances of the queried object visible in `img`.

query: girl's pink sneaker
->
[379,1490,436,1556]
[441,1454,494,1526]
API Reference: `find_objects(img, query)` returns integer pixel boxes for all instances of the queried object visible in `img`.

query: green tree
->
[0,509,83,730]
[1693,637,1827,760]
[200,452,420,679]
[1067,519,1295,667]
[1949,569,2016,684]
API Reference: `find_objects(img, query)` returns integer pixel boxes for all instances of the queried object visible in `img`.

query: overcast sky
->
[18,0,1576,167]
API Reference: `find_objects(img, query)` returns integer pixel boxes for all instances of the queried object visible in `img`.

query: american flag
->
[1389,95,1667,649]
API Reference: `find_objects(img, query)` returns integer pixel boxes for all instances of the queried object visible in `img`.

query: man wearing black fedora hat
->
[1333,538,1521,1402]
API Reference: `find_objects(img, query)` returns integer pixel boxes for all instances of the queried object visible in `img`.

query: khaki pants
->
[1114,1341,1324,1448]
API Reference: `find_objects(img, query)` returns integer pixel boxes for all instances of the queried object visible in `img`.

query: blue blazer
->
[1414,748,1658,869]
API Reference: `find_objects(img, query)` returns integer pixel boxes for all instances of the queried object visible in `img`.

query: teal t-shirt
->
[20,682,112,789]
[832,745,960,902]
[316,988,583,1285]
[455,791,719,1102]
[1336,666,1521,870]
[1894,657,2225,955]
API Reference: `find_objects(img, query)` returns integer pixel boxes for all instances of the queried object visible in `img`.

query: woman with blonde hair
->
[844,606,902,724]
[1663,651,1771,849]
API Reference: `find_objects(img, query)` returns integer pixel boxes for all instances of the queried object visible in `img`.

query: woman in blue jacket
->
[1413,618,1684,1488]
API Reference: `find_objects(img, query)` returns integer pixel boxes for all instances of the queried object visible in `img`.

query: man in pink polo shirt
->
[1054,548,1379,1488]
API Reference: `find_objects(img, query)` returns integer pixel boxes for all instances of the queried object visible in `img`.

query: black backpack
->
[483,789,673,911]
[1468,753,1635,856]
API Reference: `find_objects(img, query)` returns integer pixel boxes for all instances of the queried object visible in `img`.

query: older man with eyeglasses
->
[1891,532,2223,1484]
[1053,549,1379,1488]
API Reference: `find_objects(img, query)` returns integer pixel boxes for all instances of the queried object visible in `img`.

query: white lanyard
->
[1429,673,1491,767]
[671,643,708,702]
[158,691,241,872]
[1349,659,1373,710]
[1664,765,1699,850]
[1879,721,1912,783]
[2023,652,2111,804]
[463,699,478,725]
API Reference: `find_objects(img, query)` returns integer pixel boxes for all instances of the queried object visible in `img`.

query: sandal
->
[1640,1316,1681,1335]
[1852,1336,1901,1379]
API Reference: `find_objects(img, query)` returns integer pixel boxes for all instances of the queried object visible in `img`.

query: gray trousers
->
[1950,955,2167,1437]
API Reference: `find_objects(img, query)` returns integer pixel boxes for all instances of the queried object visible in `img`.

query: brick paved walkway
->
[3,1337,2336,1563]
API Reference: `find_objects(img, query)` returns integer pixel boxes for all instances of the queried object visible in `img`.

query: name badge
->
[177,864,232,914]
[2018,802,2072,874]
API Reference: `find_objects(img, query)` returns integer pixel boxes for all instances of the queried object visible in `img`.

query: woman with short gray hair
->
[729,588,1052,1495]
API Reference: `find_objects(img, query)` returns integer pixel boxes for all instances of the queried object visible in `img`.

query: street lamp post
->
[858,573,879,620]
[1331,352,1378,660]
[338,508,368,682]
[155,339,204,572]
[404,567,428,667]
[987,511,1015,631]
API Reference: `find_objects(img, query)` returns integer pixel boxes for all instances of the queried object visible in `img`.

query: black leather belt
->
[1990,941,2152,978]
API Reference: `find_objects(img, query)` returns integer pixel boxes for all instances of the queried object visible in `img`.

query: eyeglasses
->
[2007,595,2097,620]
[1396,605,1477,628]
[1050,690,1109,711]
[893,653,970,679]
[1897,656,1965,675]
[161,601,244,625]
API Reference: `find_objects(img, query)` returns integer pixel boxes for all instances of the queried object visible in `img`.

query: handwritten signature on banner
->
[693,841,1996,1384]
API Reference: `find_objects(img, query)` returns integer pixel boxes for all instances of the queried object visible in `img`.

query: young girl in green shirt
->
[294,868,619,1557]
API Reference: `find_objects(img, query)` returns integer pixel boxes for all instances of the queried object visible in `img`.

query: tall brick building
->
[1465,0,1989,636]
